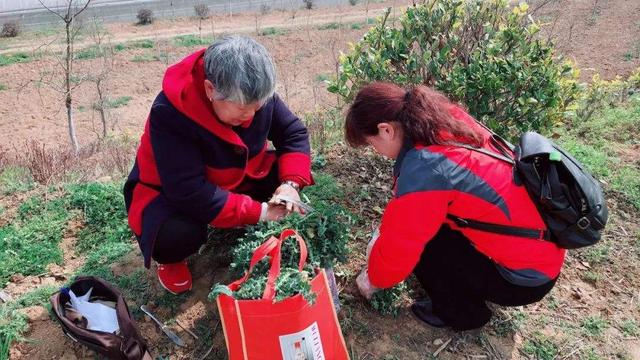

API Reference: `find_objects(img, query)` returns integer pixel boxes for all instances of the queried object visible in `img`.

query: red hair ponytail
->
[345,82,483,147]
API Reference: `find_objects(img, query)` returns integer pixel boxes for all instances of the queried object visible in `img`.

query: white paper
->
[68,288,119,333]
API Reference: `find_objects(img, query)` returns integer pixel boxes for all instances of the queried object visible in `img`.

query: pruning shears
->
[272,194,315,214]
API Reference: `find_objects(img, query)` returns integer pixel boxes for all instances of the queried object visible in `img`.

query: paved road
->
[0,0,351,29]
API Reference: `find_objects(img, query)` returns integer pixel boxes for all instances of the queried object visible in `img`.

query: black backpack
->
[447,131,608,249]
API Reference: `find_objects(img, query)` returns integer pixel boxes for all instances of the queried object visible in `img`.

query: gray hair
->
[204,35,276,105]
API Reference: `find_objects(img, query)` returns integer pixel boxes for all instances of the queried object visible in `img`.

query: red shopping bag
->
[215,229,349,360]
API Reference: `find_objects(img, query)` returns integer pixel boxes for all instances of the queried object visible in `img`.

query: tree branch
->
[37,0,65,21]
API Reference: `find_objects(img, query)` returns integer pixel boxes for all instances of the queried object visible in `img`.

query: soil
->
[2,1,640,359]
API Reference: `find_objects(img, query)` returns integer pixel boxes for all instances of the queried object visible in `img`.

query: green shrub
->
[582,315,608,337]
[210,173,352,303]
[0,83,6,91]
[329,1,580,140]
[260,27,286,36]
[66,183,130,253]
[370,282,407,317]
[522,332,558,360]
[0,52,30,67]
[94,96,132,110]
[173,34,213,47]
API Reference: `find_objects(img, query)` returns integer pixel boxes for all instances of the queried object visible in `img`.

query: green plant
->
[209,173,352,304]
[0,196,70,286]
[260,27,286,36]
[315,73,330,82]
[318,22,341,30]
[0,166,34,195]
[522,332,558,360]
[0,52,30,67]
[350,23,362,30]
[582,315,608,337]
[0,83,6,91]
[94,96,132,110]
[136,8,154,25]
[620,319,639,337]
[582,245,610,265]
[491,309,527,336]
[370,282,407,317]
[581,270,600,284]
[329,1,580,140]
[75,45,104,60]
[173,34,213,47]
[66,182,130,253]
[348,0,358,5]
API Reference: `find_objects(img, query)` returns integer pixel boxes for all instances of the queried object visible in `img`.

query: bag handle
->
[262,229,308,301]
[227,235,280,291]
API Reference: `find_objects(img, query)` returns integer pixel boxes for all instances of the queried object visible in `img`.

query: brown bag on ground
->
[50,276,152,360]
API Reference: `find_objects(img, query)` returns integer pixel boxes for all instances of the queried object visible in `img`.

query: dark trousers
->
[152,168,280,264]
[412,225,557,331]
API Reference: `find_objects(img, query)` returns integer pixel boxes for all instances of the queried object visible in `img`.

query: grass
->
[0,83,6,91]
[350,23,363,30]
[521,332,558,360]
[0,52,30,67]
[259,27,287,36]
[559,95,640,210]
[318,22,342,30]
[620,319,639,337]
[131,52,169,63]
[94,96,133,110]
[0,196,70,286]
[0,167,34,195]
[581,315,608,337]
[173,34,213,47]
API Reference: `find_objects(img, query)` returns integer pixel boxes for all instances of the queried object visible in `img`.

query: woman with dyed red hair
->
[349,82,564,330]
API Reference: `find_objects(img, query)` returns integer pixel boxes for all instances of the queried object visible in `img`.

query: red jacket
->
[124,49,312,267]
[368,106,565,288]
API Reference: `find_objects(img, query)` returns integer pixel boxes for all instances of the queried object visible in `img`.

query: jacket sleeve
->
[267,95,313,187]
[367,153,451,289]
[149,104,261,227]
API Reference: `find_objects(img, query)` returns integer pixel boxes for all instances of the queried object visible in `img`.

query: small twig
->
[198,345,214,360]
[176,320,199,340]
[433,338,452,357]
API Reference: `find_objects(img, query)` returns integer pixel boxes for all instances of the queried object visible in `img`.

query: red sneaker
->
[157,260,192,294]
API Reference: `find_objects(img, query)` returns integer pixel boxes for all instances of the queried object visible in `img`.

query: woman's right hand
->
[263,203,289,222]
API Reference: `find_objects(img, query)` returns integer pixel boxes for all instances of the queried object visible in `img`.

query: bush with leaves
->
[1,21,20,38]
[328,1,581,140]
[371,282,407,317]
[136,9,154,25]
[209,173,352,303]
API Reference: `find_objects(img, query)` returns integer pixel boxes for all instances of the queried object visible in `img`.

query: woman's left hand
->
[356,268,378,300]
[270,183,304,214]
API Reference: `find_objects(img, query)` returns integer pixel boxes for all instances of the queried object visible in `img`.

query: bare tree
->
[85,17,115,139]
[38,0,93,154]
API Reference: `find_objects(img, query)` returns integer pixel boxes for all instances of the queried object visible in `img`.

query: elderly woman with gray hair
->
[124,36,313,294]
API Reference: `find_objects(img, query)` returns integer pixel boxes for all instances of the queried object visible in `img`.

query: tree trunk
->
[96,80,107,138]
[65,19,79,154]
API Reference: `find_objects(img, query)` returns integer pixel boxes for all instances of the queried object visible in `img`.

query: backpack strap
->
[447,214,551,241]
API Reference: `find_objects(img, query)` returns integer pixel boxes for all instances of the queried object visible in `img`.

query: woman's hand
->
[263,203,289,222]
[356,268,378,300]
[269,182,304,214]
[366,225,380,260]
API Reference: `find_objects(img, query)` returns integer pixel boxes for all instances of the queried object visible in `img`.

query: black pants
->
[152,168,280,264]
[412,225,557,331]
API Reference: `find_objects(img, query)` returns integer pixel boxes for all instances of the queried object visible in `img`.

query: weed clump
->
[136,8,154,25]
[1,21,20,38]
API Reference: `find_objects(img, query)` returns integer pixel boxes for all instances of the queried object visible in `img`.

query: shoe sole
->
[158,277,192,295]
[410,304,448,329]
